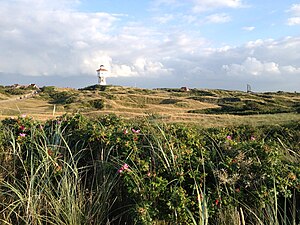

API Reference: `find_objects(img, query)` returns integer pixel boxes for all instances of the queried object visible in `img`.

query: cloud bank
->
[0,0,300,91]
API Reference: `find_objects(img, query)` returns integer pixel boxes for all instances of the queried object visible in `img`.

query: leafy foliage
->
[88,99,105,109]
[0,114,300,224]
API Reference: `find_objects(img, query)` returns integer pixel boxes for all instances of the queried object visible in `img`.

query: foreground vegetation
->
[0,113,299,224]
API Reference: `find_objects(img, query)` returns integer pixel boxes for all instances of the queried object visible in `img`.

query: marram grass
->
[0,113,299,224]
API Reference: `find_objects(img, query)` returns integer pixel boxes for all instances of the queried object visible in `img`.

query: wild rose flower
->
[251,136,256,141]
[118,163,130,173]
[19,133,26,137]
[131,128,140,134]
[226,135,232,140]
[21,114,26,118]
[47,149,53,156]
[123,163,129,169]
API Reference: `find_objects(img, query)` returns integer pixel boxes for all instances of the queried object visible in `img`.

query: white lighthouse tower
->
[96,65,108,85]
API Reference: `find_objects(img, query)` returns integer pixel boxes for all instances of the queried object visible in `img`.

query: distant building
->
[181,86,190,92]
[29,83,38,88]
[8,83,39,89]
[12,84,23,89]
[96,65,108,85]
[247,84,252,93]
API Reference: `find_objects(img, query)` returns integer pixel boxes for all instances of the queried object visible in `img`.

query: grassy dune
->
[1,85,300,224]
[0,85,299,127]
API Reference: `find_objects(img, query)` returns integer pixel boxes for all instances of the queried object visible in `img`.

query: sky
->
[1,0,300,91]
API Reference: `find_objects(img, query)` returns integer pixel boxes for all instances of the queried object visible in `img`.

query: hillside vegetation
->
[1,85,300,224]
[0,113,299,224]
[0,84,300,126]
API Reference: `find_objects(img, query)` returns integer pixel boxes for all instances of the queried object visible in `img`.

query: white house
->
[96,65,108,85]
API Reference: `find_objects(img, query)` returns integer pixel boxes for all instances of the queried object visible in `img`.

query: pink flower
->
[21,114,26,118]
[19,133,26,137]
[19,125,25,131]
[123,129,128,135]
[215,199,219,206]
[123,163,129,170]
[226,135,232,140]
[131,128,140,134]
[251,136,256,141]
[118,163,130,173]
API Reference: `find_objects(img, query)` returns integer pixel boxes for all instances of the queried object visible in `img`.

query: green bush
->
[48,91,76,104]
[88,99,105,109]
[80,84,107,91]
[0,114,300,224]
[160,98,182,104]
[4,88,27,95]
[189,99,295,115]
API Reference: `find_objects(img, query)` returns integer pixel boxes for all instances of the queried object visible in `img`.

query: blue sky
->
[1,0,300,91]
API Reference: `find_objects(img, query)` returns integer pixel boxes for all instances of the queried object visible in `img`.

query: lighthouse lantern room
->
[96,65,108,85]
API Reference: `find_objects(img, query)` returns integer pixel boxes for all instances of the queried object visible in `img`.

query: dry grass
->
[0,98,65,120]
[0,86,299,127]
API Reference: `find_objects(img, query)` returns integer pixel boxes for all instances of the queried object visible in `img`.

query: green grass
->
[1,114,299,224]
[0,85,300,127]
[0,119,118,224]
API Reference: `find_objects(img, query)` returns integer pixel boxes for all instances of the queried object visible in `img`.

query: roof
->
[96,68,108,72]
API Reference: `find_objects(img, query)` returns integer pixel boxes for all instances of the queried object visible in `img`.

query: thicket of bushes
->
[87,99,105,109]
[0,85,37,96]
[189,99,299,115]
[0,114,299,224]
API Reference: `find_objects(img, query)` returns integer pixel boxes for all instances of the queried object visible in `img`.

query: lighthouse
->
[96,65,108,85]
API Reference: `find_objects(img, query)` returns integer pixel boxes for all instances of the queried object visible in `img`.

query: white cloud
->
[192,0,244,12]
[242,26,255,31]
[111,64,136,77]
[287,4,300,25]
[152,0,180,6]
[223,57,280,76]
[152,0,245,12]
[0,8,118,76]
[205,13,231,24]
[287,17,300,25]
[134,58,172,75]
[153,14,174,24]
[1,1,300,91]
[281,65,300,74]
[288,4,300,15]
[110,58,172,77]
[0,0,174,78]
[151,0,183,10]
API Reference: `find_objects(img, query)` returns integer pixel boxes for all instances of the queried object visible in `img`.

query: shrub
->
[88,99,105,109]
[49,91,76,104]
[160,98,182,104]
[80,84,107,91]
[0,114,300,224]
